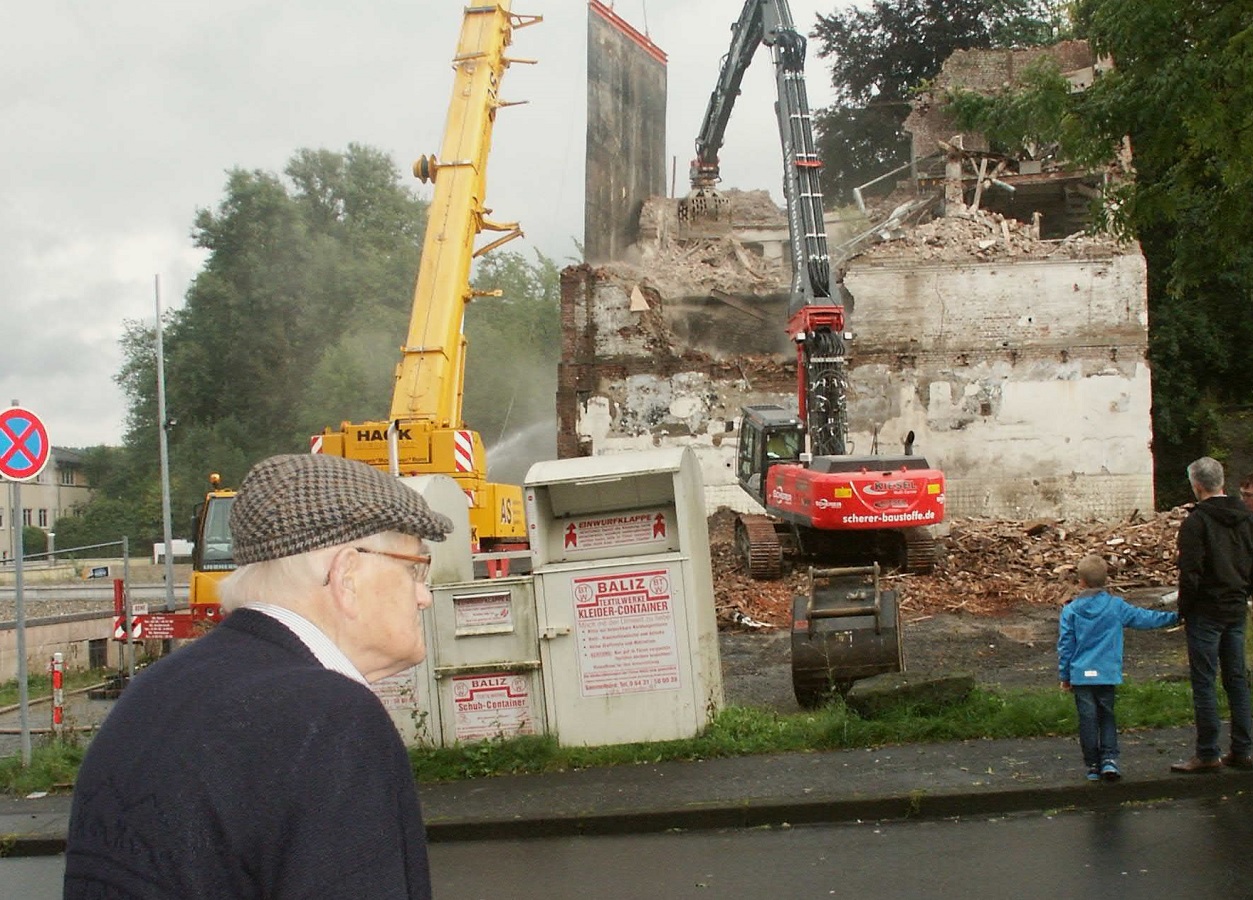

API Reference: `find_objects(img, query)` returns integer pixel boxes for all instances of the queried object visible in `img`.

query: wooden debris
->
[710,506,1191,630]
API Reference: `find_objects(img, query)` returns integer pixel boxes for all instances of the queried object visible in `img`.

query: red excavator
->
[681,0,946,705]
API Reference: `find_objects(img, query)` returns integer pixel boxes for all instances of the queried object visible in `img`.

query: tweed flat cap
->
[230,454,454,565]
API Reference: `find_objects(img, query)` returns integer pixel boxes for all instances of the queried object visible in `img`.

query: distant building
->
[0,447,93,560]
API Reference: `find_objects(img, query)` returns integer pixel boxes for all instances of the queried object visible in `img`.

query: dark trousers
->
[1073,684,1118,767]
[1185,613,1253,759]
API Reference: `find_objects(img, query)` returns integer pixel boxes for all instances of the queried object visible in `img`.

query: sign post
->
[0,402,51,767]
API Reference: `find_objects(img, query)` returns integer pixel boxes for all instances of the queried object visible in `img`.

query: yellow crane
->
[318,3,539,555]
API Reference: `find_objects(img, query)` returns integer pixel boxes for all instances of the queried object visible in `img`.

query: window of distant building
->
[22,509,32,526]
[38,509,48,528]
[60,467,75,486]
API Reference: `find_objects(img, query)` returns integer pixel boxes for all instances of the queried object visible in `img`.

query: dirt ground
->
[718,593,1189,713]
[709,508,1191,712]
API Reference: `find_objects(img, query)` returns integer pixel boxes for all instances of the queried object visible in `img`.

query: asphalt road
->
[9,794,1251,899]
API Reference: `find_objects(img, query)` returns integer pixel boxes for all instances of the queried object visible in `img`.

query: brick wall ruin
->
[905,40,1098,163]
[556,196,1153,520]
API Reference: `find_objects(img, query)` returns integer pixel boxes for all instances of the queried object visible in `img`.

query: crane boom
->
[391,6,530,425]
[318,3,540,554]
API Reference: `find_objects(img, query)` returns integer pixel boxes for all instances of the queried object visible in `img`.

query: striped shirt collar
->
[242,602,368,686]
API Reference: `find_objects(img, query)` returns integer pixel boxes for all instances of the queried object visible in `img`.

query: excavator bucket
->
[790,564,905,708]
[676,186,733,237]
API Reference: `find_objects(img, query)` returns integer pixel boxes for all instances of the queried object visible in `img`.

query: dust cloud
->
[486,417,557,486]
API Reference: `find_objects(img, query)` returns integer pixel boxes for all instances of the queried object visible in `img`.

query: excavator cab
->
[736,404,805,504]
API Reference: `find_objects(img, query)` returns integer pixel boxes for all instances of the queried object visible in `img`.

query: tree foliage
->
[63,144,560,549]
[809,0,1066,202]
[944,0,1253,503]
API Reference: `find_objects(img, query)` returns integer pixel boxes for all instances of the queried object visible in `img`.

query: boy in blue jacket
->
[1058,554,1180,781]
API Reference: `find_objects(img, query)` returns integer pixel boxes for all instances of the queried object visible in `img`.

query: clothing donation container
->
[525,447,723,746]
[422,574,546,747]
[370,474,541,748]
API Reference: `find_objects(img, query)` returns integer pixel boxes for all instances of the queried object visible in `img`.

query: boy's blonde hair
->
[1077,554,1108,588]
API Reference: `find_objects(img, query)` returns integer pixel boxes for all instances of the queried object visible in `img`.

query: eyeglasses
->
[1241,490,1253,499]
[354,547,431,584]
[324,547,432,586]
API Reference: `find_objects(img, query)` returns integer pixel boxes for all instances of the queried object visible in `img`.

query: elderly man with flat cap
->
[65,454,452,900]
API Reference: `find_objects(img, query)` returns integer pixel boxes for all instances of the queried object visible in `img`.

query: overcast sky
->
[2,0,852,449]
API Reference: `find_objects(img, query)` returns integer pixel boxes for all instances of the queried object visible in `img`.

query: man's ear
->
[325,547,362,619]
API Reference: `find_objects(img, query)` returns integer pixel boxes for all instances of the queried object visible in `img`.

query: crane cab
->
[189,473,236,626]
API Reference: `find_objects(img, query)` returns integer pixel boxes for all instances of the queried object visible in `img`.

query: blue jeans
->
[1073,684,1118,767]
[1185,614,1253,759]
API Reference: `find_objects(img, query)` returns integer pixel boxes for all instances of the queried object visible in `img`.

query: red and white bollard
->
[51,652,64,735]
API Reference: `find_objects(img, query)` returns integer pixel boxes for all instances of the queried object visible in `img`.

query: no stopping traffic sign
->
[0,407,50,482]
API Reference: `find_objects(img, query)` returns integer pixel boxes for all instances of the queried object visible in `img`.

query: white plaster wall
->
[573,250,1154,521]
[841,253,1153,517]
[846,253,1148,349]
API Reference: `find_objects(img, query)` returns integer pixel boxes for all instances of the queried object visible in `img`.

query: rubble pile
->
[624,189,788,300]
[858,206,1128,263]
[605,234,784,302]
[710,506,1191,630]
[898,508,1188,618]
[708,508,799,630]
[720,188,788,227]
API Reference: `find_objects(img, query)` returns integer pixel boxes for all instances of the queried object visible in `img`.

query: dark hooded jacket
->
[1176,495,1253,623]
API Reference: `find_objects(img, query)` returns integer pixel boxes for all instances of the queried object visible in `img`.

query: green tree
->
[944,0,1253,504]
[21,526,47,556]
[96,143,562,543]
[809,0,1065,202]
[106,145,429,540]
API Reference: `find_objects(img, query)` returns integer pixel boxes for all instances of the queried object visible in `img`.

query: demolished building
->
[562,27,1152,521]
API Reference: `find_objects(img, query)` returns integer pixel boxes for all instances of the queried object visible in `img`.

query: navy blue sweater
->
[64,609,432,899]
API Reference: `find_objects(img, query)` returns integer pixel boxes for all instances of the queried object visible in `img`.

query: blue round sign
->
[0,407,50,482]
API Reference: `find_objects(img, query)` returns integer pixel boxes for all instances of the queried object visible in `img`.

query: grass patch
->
[0,669,114,709]
[0,676,1202,794]
[0,737,85,795]
[407,680,1197,784]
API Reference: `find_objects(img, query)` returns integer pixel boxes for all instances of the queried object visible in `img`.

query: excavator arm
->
[686,0,849,455]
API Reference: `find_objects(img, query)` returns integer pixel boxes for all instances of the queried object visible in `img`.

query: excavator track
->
[902,527,938,574]
[734,514,783,580]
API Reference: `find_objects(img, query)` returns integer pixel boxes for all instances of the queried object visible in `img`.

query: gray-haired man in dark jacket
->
[65,454,453,898]
[1171,456,1253,773]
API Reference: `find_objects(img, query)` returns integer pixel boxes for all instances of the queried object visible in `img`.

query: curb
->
[1,773,1242,856]
[421,772,1241,842]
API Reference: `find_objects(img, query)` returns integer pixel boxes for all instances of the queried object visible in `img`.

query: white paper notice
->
[571,567,682,697]
[452,672,536,741]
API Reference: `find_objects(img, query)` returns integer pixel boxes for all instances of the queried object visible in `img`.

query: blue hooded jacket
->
[1057,589,1179,685]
